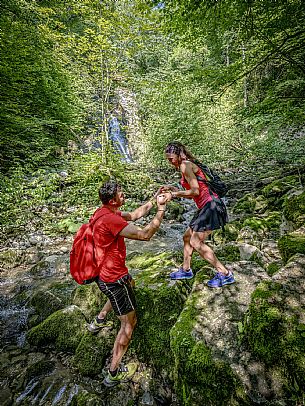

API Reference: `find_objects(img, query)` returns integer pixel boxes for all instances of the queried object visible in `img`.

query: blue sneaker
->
[170,267,193,280]
[207,272,235,288]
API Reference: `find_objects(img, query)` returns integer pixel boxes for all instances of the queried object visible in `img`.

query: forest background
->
[0,0,304,238]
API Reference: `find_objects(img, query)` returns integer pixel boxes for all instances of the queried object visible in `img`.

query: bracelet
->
[157,209,165,212]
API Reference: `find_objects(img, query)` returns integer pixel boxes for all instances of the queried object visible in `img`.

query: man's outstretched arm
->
[121,189,170,221]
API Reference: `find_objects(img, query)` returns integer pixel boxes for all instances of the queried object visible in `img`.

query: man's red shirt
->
[92,206,128,283]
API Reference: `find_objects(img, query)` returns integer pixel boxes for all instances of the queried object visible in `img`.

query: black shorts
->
[189,199,228,232]
[96,274,136,316]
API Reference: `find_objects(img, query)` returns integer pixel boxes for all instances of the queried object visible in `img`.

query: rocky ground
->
[0,163,304,405]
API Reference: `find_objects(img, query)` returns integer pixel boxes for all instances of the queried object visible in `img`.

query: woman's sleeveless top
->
[180,161,218,209]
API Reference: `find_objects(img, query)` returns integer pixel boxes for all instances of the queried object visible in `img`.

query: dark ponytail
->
[165,141,196,161]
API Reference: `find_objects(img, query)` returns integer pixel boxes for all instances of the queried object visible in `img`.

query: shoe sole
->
[87,322,113,333]
[170,275,193,280]
[207,280,235,288]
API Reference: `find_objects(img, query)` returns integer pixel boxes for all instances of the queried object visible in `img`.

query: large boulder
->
[128,251,188,372]
[170,262,271,405]
[243,254,305,404]
[27,305,87,352]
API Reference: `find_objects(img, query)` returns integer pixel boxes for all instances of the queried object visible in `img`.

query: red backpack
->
[70,210,106,285]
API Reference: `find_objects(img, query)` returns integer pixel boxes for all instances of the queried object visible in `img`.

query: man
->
[87,181,169,387]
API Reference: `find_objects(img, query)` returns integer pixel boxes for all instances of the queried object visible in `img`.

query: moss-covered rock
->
[169,269,249,406]
[73,331,114,376]
[70,390,103,406]
[278,228,305,263]
[232,193,256,215]
[71,283,104,320]
[242,212,281,237]
[127,252,188,372]
[236,226,260,247]
[267,261,282,276]
[243,255,305,404]
[28,290,64,325]
[261,175,301,198]
[213,223,240,245]
[283,190,305,228]
[0,248,23,269]
[27,305,87,352]
[215,243,240,262]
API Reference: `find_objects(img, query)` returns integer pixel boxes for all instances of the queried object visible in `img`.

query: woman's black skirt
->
[189,199,228,232]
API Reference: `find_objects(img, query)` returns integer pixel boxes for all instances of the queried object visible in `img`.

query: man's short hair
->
[99,181,120,204]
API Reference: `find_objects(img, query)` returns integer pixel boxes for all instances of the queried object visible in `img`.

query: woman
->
[163,141,235,288]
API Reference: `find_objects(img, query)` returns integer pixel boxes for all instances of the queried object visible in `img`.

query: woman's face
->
[166,152,181,169]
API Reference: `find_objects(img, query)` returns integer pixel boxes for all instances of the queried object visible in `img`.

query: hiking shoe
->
[87,316,113,333]
[103,362,138,387]
[207,272,235,288]
[170,267,193,280]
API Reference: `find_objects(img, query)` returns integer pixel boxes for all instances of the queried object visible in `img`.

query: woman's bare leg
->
[190,230,229,275]
[182,228,194,270]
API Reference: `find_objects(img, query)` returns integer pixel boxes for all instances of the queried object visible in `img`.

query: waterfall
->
[108,116,133,162]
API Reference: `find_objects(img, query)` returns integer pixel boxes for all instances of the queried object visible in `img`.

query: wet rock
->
[0,386,13,406]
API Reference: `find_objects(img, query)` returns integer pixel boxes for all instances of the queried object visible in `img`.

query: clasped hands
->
[153,185,178,209]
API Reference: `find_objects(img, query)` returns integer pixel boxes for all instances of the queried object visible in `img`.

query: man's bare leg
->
[98,299,112,320]
[109,310,137,372]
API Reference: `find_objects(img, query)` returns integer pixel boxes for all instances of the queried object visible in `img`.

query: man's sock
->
[96,316,105,324]
[109,368,118,377]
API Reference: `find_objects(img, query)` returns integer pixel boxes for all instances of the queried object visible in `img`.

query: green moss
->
[73,331,114,376]
[243,281,305,400]
[70,390,103,406]
[27,305,87,352]
[0,249,22,269]
[262,175,301,198]
[170,274,240,405]
[249,250,264,268]
[132,283,185,371]
[242,212,281,235]
[127,252,187,371]
[278,232,305,264]
[283,191,305,228]
[71,283,105,320]
[29,290,64,324]
[215,244,240,262]
[214,223,240,245]
[232,194,256,215]
[267,261,281,276]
